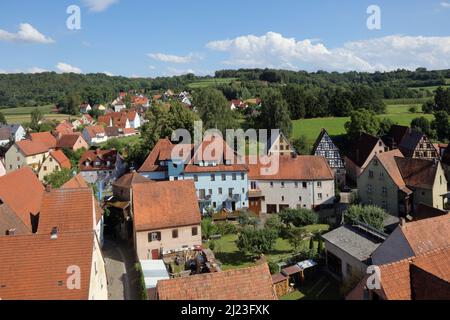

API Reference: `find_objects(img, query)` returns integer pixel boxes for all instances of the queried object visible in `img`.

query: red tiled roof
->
[84,125,105,138]
[138,138,175,172]
[0,232,94,300]
[16,139,49,156]
[37,188,96,234]
[0,167,45,229]
[157,263,277,300]
[57,134,86,149]
[55,121,74,135]
[30,132,57,149]
[132,180,201,232]
[112,172,151,189]
[50,150,71,169]
[379,247,450,300]
[79,149,120,171]
[98,112,129,128]
[248,155,334,181]
[400,214,450,255]
[62,174,89,189]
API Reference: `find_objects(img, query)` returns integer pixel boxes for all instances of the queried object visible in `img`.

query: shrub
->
[135,262,148,300]
[280,208,319,227]
[238,211,258,227]
[345,204,387,231]
[268,261,280,275]
[236,227,277,256]
[201,218,218,240]
[215,222,237,235]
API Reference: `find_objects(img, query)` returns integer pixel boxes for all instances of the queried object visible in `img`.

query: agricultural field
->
[187,77,238,89]
[0,105,76,124]
[292,102,434,144]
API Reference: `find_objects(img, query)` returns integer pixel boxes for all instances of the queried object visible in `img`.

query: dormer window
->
[85,161,90,167]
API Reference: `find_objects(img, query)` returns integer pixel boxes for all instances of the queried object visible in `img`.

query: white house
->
[0,124,26,143]
[247,155,335,214]
[114,103,127,113]
[82,125,108,145]
[127,111,141,129]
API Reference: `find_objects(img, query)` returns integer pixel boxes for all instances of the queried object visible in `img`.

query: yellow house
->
[38,150,72,181]
[5,140,49,174]
[358,149,448,219]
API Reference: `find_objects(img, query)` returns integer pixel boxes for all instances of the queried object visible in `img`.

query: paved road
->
[103,239,140,300]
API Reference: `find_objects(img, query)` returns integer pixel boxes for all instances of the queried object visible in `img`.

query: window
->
[43,166,47,171]
[367,184,373,194]
[192,227,198,236]
[281,182,285,188]
[194,175,198,182]
[346,263,353,276]
[211,174,215,181]
[172,229,179,238]
[250,181,257,190]
[222,174,226,181]
[241,173,245,180]
[208,189,213,195]
[302,182,307,188]
[232,173,237,181]
[228,188,234,197]
[299,196,302,202]
[49,158,53,162]
[317,181,322,188]
[148,232,161,242]
[369,171,374,178]
[270,182,274,188]
[218,188,223,195]
[282,196,285,202]
[295,182,299,188]
[317,193,323,200]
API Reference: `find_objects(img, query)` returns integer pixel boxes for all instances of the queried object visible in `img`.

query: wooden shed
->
[271,273,289,297]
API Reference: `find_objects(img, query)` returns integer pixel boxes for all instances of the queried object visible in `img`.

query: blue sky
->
[0,0,449,77]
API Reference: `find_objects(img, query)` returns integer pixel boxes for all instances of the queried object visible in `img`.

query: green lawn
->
[209,224,330,271]
[187,78,238,89]
[280,275,342,300]
[1,105,76,124]
[0,105,54,115]
[292,105,434,144]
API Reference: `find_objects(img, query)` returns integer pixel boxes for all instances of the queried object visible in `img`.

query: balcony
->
[248,189,263,198]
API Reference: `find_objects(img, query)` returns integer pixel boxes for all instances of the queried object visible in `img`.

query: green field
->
[187,77,238,89]
[293,104,434,143]
[1,105,76,124]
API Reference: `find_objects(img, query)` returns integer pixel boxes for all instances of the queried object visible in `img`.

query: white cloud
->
[149,65,156,70]
[0,23,54,44]
[166,67,196,76]
[103,71,114,76]
[206,32,450,72]
[148,52,200,64]
[28,67,49,73]
[441,2,450,8]
[83,0,119,12]
[56,62,82,74]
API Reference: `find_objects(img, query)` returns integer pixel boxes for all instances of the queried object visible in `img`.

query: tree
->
[201,218,218,240]
[435,87,450,112]
[345,109,380,140]
[292,135,312,155]
[236,227,278,256]
[377,118,394,136]
[0,111,6,125]
[431,110,450,142]
[279,208,319,227]
[411,117,434,138]
[344,204,387,231]
[30,108,43,131]
[282,84,307,120]
[422,100,435,114]
[43,168,73,188]
[258,89,292,137]
[193,88,238,133]
[238,211,258,227]
[285,227,307,252]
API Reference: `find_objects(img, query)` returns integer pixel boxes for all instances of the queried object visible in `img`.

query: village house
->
[56,133,88,151]
[114,102,127,113]
[79,149,126,186]
[312,129,346,188]
[80,103,92,114]
[131,95,150,108]
[82,125,108,145]
[0,127,11,146]
[347,215,450,300]
[0,167,45,233]
[155,262,277,300]
[112,171,151,202]
[30,131,57,150]
[383,125,439,160]
[139,136,250,213]
[5,140,50,173]
[98,112,131,129]
[247,155,335,214]
[321,222,387,281]
[0,124,26,143]
[38,150,72,181]
[357,149,448,219]
[132,180,202,260]
[0,156,6,177]
[54,120,74,138]
[267,132,296,156]
[345,133,388,184]
[127,110,141,129]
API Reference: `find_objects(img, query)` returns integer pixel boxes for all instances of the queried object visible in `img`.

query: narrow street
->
[102,239,141,300]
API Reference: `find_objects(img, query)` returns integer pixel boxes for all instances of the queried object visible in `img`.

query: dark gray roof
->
[322,225,383,262]
[0,127,11,140]
[0,201,31,235]
[0,124,22,135]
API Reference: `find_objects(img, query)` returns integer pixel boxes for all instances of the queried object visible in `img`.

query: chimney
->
[50,227,58,240]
